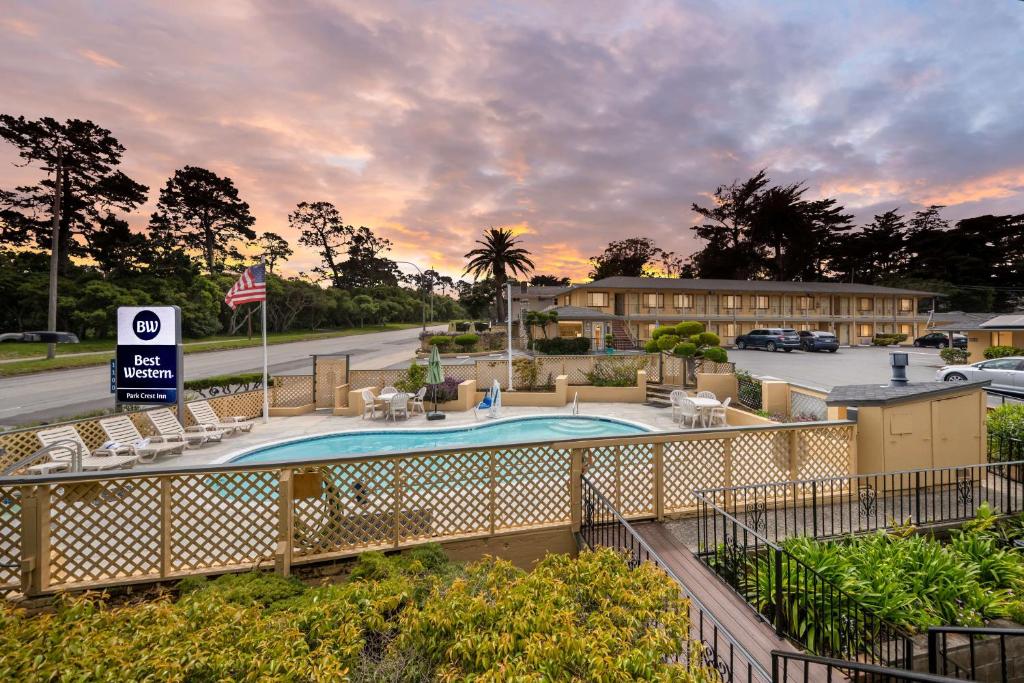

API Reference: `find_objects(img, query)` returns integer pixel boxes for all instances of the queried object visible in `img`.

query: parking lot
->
[729,345,945,391]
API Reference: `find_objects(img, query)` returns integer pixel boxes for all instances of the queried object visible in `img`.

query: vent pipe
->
[889,351,909,386]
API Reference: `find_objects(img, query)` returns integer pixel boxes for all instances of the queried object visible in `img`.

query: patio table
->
[687,396,721,427]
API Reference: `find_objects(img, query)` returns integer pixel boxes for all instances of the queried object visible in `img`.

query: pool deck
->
[138,402,683,469]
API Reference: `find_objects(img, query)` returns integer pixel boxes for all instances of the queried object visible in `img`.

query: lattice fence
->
[0,485,20,588]
[314,356,348,409]
[348,369,406,390]
[271,375,314,407]
[737,372,763,410]
[790,388,828,421]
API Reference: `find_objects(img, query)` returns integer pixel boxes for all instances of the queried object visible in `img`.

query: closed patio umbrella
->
[426,345,445,421]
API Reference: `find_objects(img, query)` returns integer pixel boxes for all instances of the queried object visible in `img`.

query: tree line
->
[0,115,465,339]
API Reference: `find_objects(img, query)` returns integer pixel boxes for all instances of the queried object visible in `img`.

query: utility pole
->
[46,151,63,360]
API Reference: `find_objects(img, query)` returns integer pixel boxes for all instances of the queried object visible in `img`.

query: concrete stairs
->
[645,382,683,407]
[609,320,638,350]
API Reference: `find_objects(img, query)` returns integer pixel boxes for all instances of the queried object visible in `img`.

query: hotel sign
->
[115,306,183,406]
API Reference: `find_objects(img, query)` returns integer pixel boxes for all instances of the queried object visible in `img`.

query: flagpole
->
[261,258,269,424]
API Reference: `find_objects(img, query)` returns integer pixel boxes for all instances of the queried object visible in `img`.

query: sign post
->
[115,306,184,423]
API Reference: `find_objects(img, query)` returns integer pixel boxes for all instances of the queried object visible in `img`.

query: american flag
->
[224,264,266,309]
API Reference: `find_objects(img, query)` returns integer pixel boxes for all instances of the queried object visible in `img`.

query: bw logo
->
[133,310,161,341]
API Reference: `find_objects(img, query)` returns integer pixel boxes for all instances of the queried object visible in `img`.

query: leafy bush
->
[702,346,729,363]
[650,325,677,340]
[985,345,1024,359]
[512,357,540,391]
[184,372,264,392]
[988,403,1024,442]
[674,320,704,337]
[428,335,452,349]
[644,339,659,353]
[452,333,479,350]
[430,376,462,401]
[871,334,903,346]
[0,547,704,681]
[585,358,645,386]
[529,336,590,355]
[940,347,970,364]
[672,342,698,357]
[655,334,680,352]
[395,362,427,393]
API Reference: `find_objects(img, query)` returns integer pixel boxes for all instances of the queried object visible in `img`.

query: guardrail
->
[580,475,769,683]
[772,651,960,683]
[927,626,1024,683]
[0,420,855,596]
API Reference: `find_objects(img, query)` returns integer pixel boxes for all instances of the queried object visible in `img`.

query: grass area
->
[0,546,704,681]
[0,323,424,378]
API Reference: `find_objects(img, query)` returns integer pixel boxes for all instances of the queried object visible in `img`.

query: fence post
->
[722,438,734,509]
[570,448,583,532]
[926,629,938,674]
[276,469,293,577]
[653,442,664,520]
[914,470,922,524]
[160,477,172,578]
[773,547,784,637]
[20,484,49,597]
[811,480,818,538]
[392,460,403,547]
[788,429,800,480]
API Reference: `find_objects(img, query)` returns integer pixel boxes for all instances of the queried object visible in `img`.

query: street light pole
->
[394,260,428,332]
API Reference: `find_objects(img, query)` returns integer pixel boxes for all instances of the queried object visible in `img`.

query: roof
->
[541,305,622,321]
[981,314,1024,329]
[826,380,989,407]
[512,286,568,298]
[562,276,938,297]
[929,311,1001,331]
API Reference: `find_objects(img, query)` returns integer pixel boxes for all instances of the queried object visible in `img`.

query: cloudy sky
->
[2,0,1022,281]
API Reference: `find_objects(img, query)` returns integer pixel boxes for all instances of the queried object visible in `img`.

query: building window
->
[673,293,693,309]
[899,298,913,312]
[642,323,657,340]
[721,295,740,309]
[641,293,663,308]
[858,297,873,312]
[753,295,769,310]
[858,323,872,337]
[798,296,813,310]
[720,323,736,337]
[587,292,609,307]
[899,323,912,336]
[798,323,812,331]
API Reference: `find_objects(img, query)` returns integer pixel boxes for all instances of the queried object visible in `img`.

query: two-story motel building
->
[544,276,938,349]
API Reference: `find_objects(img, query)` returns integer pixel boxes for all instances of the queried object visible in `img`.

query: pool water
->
[232,416,650,463]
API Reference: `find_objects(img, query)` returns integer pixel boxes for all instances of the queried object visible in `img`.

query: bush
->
[512,357,540,391]
[428,335,452,349]
[0,547,704,681]
[430,376,462,402]
[453,333,479,350]
[872,334,902,346]
[674,320,704,337]
[650,325,677,340]
[939,347,970,365]
[702,346,729,363]
[643,339,659,353]
[395,362,427,393]
[655,333,680,352]
[585,358,645,386]
[184,372,264,392]
[672,342,697,357]
[695,331,721,347]
[529,337,590,355]
[985,345,1024,359]
[988,404,1024,442]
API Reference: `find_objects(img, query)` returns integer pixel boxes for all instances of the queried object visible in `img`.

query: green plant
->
[584,357,645,386]
[512,357,540,390]
[872,334,901,346]
[695,331,721,347]
[184,372,264,392]
[655,333,680,352]
[702,346,728,363]
[939,347,970,364]
[428,335,452,350]
[452,333,479,350]
[984,345,1024,359]
[674,320,704,337]
[643,339,659,353]
[529,337,590,355]
[650,325,677,340]
[395,361,427,393]
[672,342,698,357]
[988,403,1024,442]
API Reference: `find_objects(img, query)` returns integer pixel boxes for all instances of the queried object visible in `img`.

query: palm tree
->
[463,227,535,322]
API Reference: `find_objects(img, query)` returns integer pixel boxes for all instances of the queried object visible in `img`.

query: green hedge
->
[184,372,264,392]
[989,403,1024,442]
[529,337,591,355]
[0,546,704,681]
[453,333,479,349]
[985,345,1024,359]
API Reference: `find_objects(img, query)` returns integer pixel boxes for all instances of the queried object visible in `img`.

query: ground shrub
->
[184,372,264,392]
[512,357,540,390]
[694,331,721,347]
[674,321,704,337]
[395,361,427,393]
[644,339,659,353]
[702,346,728,363]
[529,336,590,355]
[985,345,1024,359]
[428,335,452,350]
[988,403,1024,442]
[939,347,970,364]
[0,547,707,682]
[452,333,479,350]
[585,358,645,386]
[429,376,462,401]
[872,334,903,346]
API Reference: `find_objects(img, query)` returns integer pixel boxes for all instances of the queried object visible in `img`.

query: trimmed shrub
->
[529,337,591,355]
[674,320,704,337]
[985,345,1024,359]
[655,334,680,352]
[872,334,902,346]
[672,342,698,357]
[644,339,659,353]
[695,331,721,347]
[429,335,452,349]
[453,333,479,350]
[395,362,427,393]
[184,372,263,392]
[939,347,970,365]
[702,346,729,363]
[650,325,677,340]
[988,403,1024,442]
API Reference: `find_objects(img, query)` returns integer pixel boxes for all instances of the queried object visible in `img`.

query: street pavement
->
[0,325,442,426]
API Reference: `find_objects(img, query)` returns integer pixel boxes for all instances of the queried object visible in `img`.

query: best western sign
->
[116,306,183,405]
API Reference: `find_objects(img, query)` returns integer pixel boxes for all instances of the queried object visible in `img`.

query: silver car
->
[935,356,1024,392]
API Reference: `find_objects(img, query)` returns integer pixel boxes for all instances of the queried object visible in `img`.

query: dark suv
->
[798,330,839,352]
[913,332,967,349]
[734,328,801,352]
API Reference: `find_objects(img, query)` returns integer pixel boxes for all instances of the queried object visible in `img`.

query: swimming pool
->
[229,415,652,463]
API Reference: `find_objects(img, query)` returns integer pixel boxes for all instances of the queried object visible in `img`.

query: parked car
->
[798,330,839,353]
[913,332,967,349]
[735,328,801,352]
[935,356,1024,391]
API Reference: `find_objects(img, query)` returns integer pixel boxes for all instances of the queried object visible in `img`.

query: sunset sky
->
[2,0,1022,281]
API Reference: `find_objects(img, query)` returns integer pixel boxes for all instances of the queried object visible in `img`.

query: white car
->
[935,356,1024,392]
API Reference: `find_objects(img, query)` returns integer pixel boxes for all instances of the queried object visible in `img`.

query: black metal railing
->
[580,475,770,683]
[772,650,961,683]
[696,493,915,668]
[928,626,1024,683]
[698,461,1024,546]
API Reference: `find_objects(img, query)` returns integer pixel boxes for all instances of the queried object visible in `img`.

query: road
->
[0,325,441,426]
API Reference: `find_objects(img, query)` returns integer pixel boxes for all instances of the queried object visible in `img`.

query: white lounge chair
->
[361,389,381,419]
[99,414,186,463]
[386,393,409,421]
[676,398,701,428]
[708,397,731,427]
[146,408,224,446]
[187,400,254,435]
[410,386,427,414]
[36,425,140,472]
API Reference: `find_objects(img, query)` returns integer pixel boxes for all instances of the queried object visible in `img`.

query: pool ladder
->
[571,391,579,415]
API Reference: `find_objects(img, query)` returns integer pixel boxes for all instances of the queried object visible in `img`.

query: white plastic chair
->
[361,389,380,420]
[709,396,731,427]
[381,386,398,396]
[676,398,701,428]
[410,386,427,414]
[697,390,717,400]
[669,390,689,423]
[387,393,409,421]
